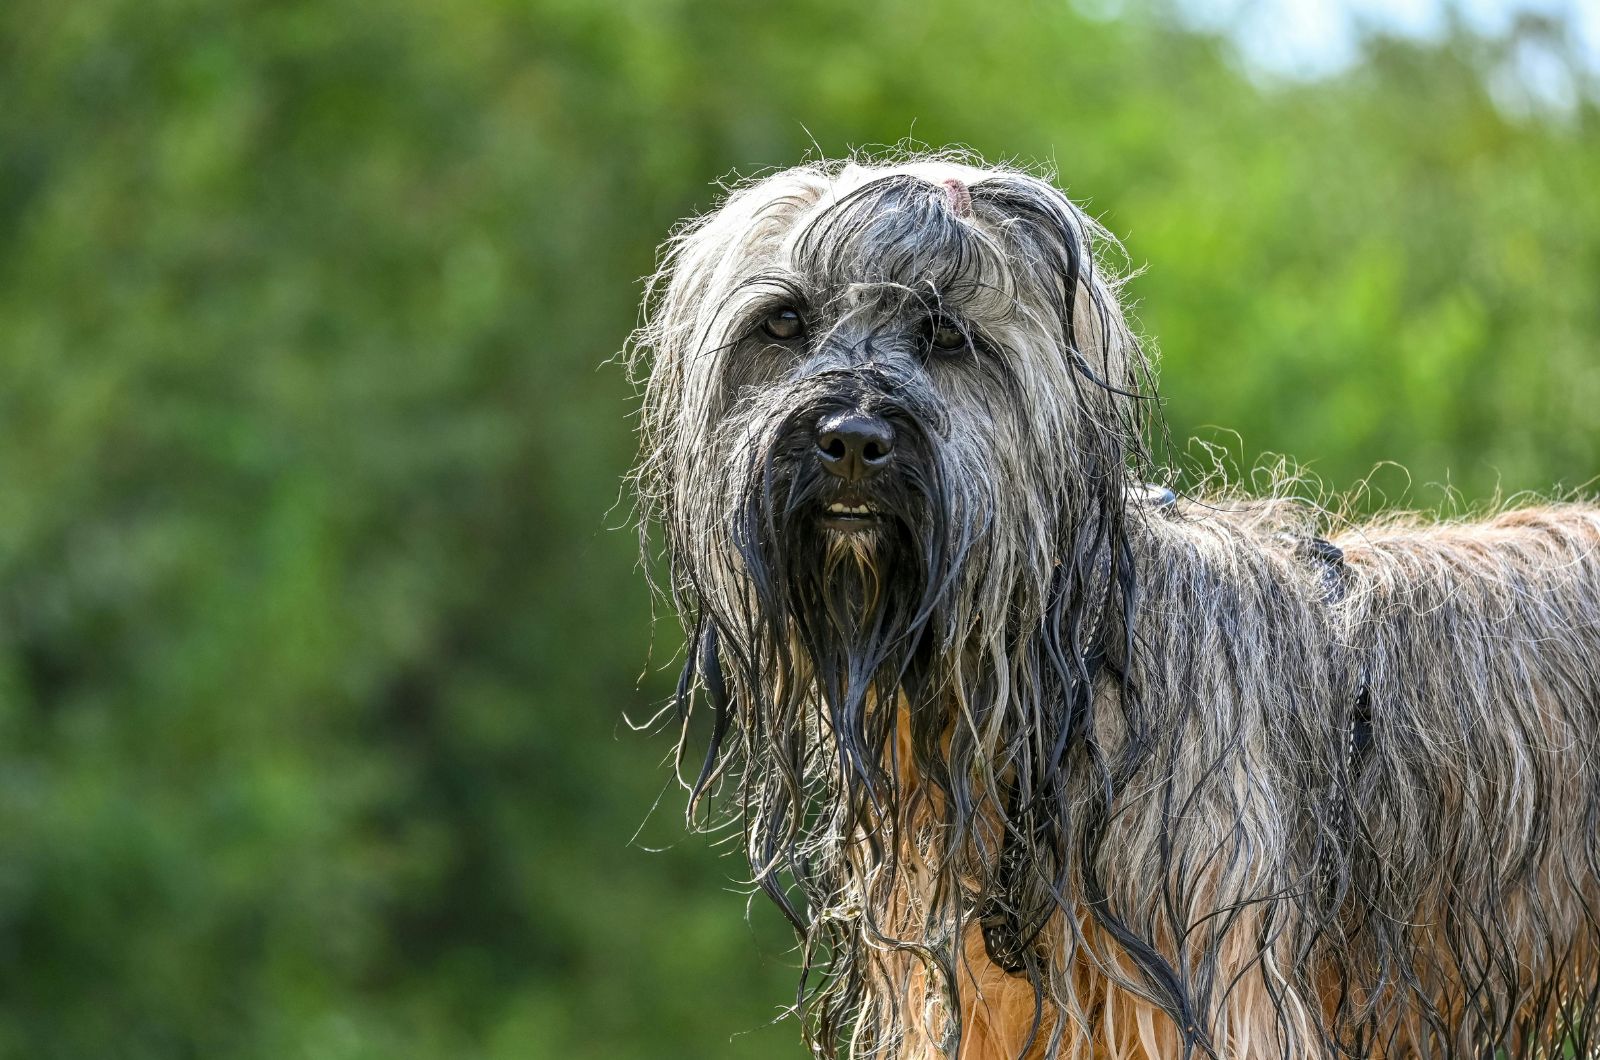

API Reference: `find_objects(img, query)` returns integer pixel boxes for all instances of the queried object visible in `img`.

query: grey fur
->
[629,153,1600,1059]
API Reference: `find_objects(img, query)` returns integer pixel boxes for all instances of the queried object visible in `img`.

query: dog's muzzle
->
[813,410,895,532]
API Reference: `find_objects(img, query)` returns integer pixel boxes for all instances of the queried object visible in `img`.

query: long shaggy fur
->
[629,153,1600,1059]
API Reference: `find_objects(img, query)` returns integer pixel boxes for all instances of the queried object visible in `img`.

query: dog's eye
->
[761,307,806,342]
[927,319,969,355]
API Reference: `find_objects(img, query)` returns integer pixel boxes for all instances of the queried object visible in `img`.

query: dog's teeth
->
[829,503,847,513]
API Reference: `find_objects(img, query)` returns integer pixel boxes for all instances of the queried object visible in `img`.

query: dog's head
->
[637,157,1146,685]
[631,157,1155,1046]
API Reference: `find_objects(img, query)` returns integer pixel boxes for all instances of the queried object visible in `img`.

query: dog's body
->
[631,155,1600,1058]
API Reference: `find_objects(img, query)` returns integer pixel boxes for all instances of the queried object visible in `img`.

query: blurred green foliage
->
[0,1,1595,1057]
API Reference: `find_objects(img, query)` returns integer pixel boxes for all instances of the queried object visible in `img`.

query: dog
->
[628,154,1600,1058]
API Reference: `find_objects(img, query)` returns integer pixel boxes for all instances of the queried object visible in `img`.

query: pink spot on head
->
[939,177,973,219]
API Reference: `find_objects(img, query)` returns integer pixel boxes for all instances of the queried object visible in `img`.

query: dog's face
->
[639,162,1142,679]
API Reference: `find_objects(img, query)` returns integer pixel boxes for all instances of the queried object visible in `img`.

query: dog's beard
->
[723,402,968,817]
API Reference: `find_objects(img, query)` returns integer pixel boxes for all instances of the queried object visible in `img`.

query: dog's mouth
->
[819,495,881,532]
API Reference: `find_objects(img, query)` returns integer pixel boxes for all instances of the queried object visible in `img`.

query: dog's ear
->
[967,175,1145,403]
[639,169,832,372]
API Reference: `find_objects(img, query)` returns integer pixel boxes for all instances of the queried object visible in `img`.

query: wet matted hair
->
[628,153,1600,1059]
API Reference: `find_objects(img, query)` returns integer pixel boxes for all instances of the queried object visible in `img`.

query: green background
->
[0,2,1596,1057]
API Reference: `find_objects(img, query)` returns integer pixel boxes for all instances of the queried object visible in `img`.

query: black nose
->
[815,412,895,482]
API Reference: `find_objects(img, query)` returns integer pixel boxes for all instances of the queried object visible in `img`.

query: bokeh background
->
[1,1,1597,1057]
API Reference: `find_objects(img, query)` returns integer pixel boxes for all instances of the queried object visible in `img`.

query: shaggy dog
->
[629,154,1600,1059]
